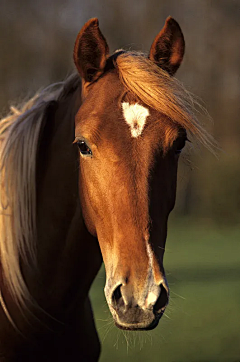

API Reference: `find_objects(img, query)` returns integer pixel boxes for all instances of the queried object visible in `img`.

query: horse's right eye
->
[76,140,92,156]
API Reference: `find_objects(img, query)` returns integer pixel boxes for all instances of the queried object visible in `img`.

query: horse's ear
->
[73,18,109,82]
[149,17,185,76]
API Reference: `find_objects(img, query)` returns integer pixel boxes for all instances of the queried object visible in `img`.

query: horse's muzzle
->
[105,278,169,330]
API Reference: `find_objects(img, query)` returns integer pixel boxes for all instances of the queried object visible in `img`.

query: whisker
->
[163,312,172,320]
[170,290,186,300]
[113,330,121,349]
[102,321,115,343]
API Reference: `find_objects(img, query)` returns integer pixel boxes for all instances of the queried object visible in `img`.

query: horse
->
[0,17,213,361]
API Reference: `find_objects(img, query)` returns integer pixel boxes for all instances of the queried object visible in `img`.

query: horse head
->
[73,18,187,330]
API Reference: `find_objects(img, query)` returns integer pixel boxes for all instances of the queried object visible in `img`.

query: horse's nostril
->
[153,284,169,313]
[112,284,123,307]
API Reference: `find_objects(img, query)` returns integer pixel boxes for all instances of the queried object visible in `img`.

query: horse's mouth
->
[113,310,164,331]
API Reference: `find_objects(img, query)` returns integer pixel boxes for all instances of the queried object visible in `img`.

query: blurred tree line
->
[0,0,239,224]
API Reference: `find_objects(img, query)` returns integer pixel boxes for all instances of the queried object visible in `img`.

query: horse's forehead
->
[79,71,147,122]
[91,75,151,138]
[76,70,179,146]
[85,71,125,107]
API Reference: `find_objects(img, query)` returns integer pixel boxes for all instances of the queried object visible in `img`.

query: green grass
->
[90,219,240,362]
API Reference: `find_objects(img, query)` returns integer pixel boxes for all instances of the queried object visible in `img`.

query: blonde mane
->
[0,74,80,321]
[116,52,216,152]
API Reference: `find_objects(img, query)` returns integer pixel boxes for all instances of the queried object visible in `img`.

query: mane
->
[0,73,80,321]
[115,52,216,152]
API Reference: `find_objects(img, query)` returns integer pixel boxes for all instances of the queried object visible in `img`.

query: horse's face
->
[74,18,186,330]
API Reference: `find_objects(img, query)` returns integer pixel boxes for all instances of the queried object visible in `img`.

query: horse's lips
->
[108,300,165,331]
[113,311,164,331]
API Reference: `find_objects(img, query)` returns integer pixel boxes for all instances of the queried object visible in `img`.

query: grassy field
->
[90,219,240,362]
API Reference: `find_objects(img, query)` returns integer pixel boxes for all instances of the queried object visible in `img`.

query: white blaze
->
[122,102,149,138]
[143,241,159,308]
[146,241,154,271]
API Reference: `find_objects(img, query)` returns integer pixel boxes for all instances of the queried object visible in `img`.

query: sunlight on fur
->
[116,52,217,153]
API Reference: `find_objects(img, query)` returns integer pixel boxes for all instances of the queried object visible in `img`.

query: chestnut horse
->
[0,18,212,361]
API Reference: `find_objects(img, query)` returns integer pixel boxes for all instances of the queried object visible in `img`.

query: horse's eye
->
[76,140,92,156]
[175,137,186,155]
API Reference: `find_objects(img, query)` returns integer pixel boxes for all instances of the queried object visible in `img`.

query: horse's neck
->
[23,85,102,314]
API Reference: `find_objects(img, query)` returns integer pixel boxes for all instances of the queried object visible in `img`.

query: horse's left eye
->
[76,140,92,156]
[175,137,186,155]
